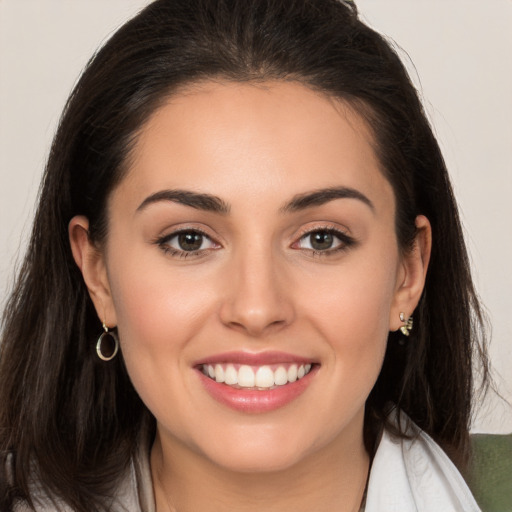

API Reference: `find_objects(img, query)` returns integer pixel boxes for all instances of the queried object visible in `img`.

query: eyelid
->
[154,225,222,258]
[291,223,356,254]
[152,222,355,259]
[294,222,350,239]
[296,221,350,238]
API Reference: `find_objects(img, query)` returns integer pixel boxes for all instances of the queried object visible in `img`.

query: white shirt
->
[365,418,481,511]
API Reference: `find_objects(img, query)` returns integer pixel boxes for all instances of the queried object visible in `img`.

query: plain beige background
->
[0,0,511,433]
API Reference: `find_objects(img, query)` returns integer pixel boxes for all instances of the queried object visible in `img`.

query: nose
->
[219,245,294,337]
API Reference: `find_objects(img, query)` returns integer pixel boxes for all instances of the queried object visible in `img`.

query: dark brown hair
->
[0,0,488,510]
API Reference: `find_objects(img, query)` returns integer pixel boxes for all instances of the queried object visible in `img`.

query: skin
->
[70,81,431,512]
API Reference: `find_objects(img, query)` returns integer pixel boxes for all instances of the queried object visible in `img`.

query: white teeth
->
[287,364,298,382]
[238,365,255,387]
[274,366,288,386]
[202,362,313,389]
[224,364,238,385]
[255,366,275,388]
[214,364,225,383]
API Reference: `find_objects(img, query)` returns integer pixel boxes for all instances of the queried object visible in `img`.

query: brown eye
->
[298,230,340,251]
[309,232,335,251]
[294,228,354,254]
[159,230,218,255]
[177,232,204,251]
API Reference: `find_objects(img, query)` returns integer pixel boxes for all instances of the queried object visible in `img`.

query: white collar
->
[365,413,481,512]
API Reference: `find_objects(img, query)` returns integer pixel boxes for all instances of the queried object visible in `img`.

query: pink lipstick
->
[195,351,318,413]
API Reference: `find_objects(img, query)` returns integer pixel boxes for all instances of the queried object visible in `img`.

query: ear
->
[389,215,432,331]
[68,216,117,327]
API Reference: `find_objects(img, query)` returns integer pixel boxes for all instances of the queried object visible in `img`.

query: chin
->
[192,424,326,475]
[207,446,308,474]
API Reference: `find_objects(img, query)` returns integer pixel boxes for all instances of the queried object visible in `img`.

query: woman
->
[0,0,488,510]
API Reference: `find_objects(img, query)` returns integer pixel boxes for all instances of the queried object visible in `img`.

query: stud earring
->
[96,322,119,361]
[399,313,413,337]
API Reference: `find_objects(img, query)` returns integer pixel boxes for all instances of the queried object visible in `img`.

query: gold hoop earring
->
[96,323,119,361]
[399,313,413,337]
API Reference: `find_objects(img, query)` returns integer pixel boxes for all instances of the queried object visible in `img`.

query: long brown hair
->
[0,0,488,510]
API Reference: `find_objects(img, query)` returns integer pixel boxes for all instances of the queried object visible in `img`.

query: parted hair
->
[0,0,488,510]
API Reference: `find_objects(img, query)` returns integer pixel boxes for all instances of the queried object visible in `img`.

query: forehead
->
[117,80,393,214]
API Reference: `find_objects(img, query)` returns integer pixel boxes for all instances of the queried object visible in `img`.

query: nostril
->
[218,266,295,334]
[223,315,290,337]
[219,297,292,334]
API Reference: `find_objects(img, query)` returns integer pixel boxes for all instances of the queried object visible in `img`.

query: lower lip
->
[197,366,318,413]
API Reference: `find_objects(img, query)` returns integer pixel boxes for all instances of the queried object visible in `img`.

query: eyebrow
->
[136,186,373,215]
[280,186,375,213]
[136,189,230,214]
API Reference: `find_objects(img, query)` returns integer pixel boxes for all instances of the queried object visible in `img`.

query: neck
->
[151,422,370,512]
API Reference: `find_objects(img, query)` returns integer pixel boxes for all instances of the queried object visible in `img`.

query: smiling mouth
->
[201,363,314,390]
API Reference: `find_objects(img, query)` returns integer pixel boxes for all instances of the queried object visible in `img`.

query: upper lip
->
[194,351,316,367]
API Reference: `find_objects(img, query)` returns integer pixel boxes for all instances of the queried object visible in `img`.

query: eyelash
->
[155,228,218,259]
[154,226,355,259]
[293,226,356,257]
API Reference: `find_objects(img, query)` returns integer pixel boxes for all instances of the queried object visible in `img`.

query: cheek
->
[298,250,399,388]
[105,261,211,418]
[107,255,212,344]
[104,260,217,413]
[303,257,398,341]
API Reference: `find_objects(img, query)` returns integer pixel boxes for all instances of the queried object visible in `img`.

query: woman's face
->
[73,81,428,473]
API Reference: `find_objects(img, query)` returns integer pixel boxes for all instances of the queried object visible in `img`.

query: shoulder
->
[4,420,155,512]
[5,455,149,512]
[365,412,481,512]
